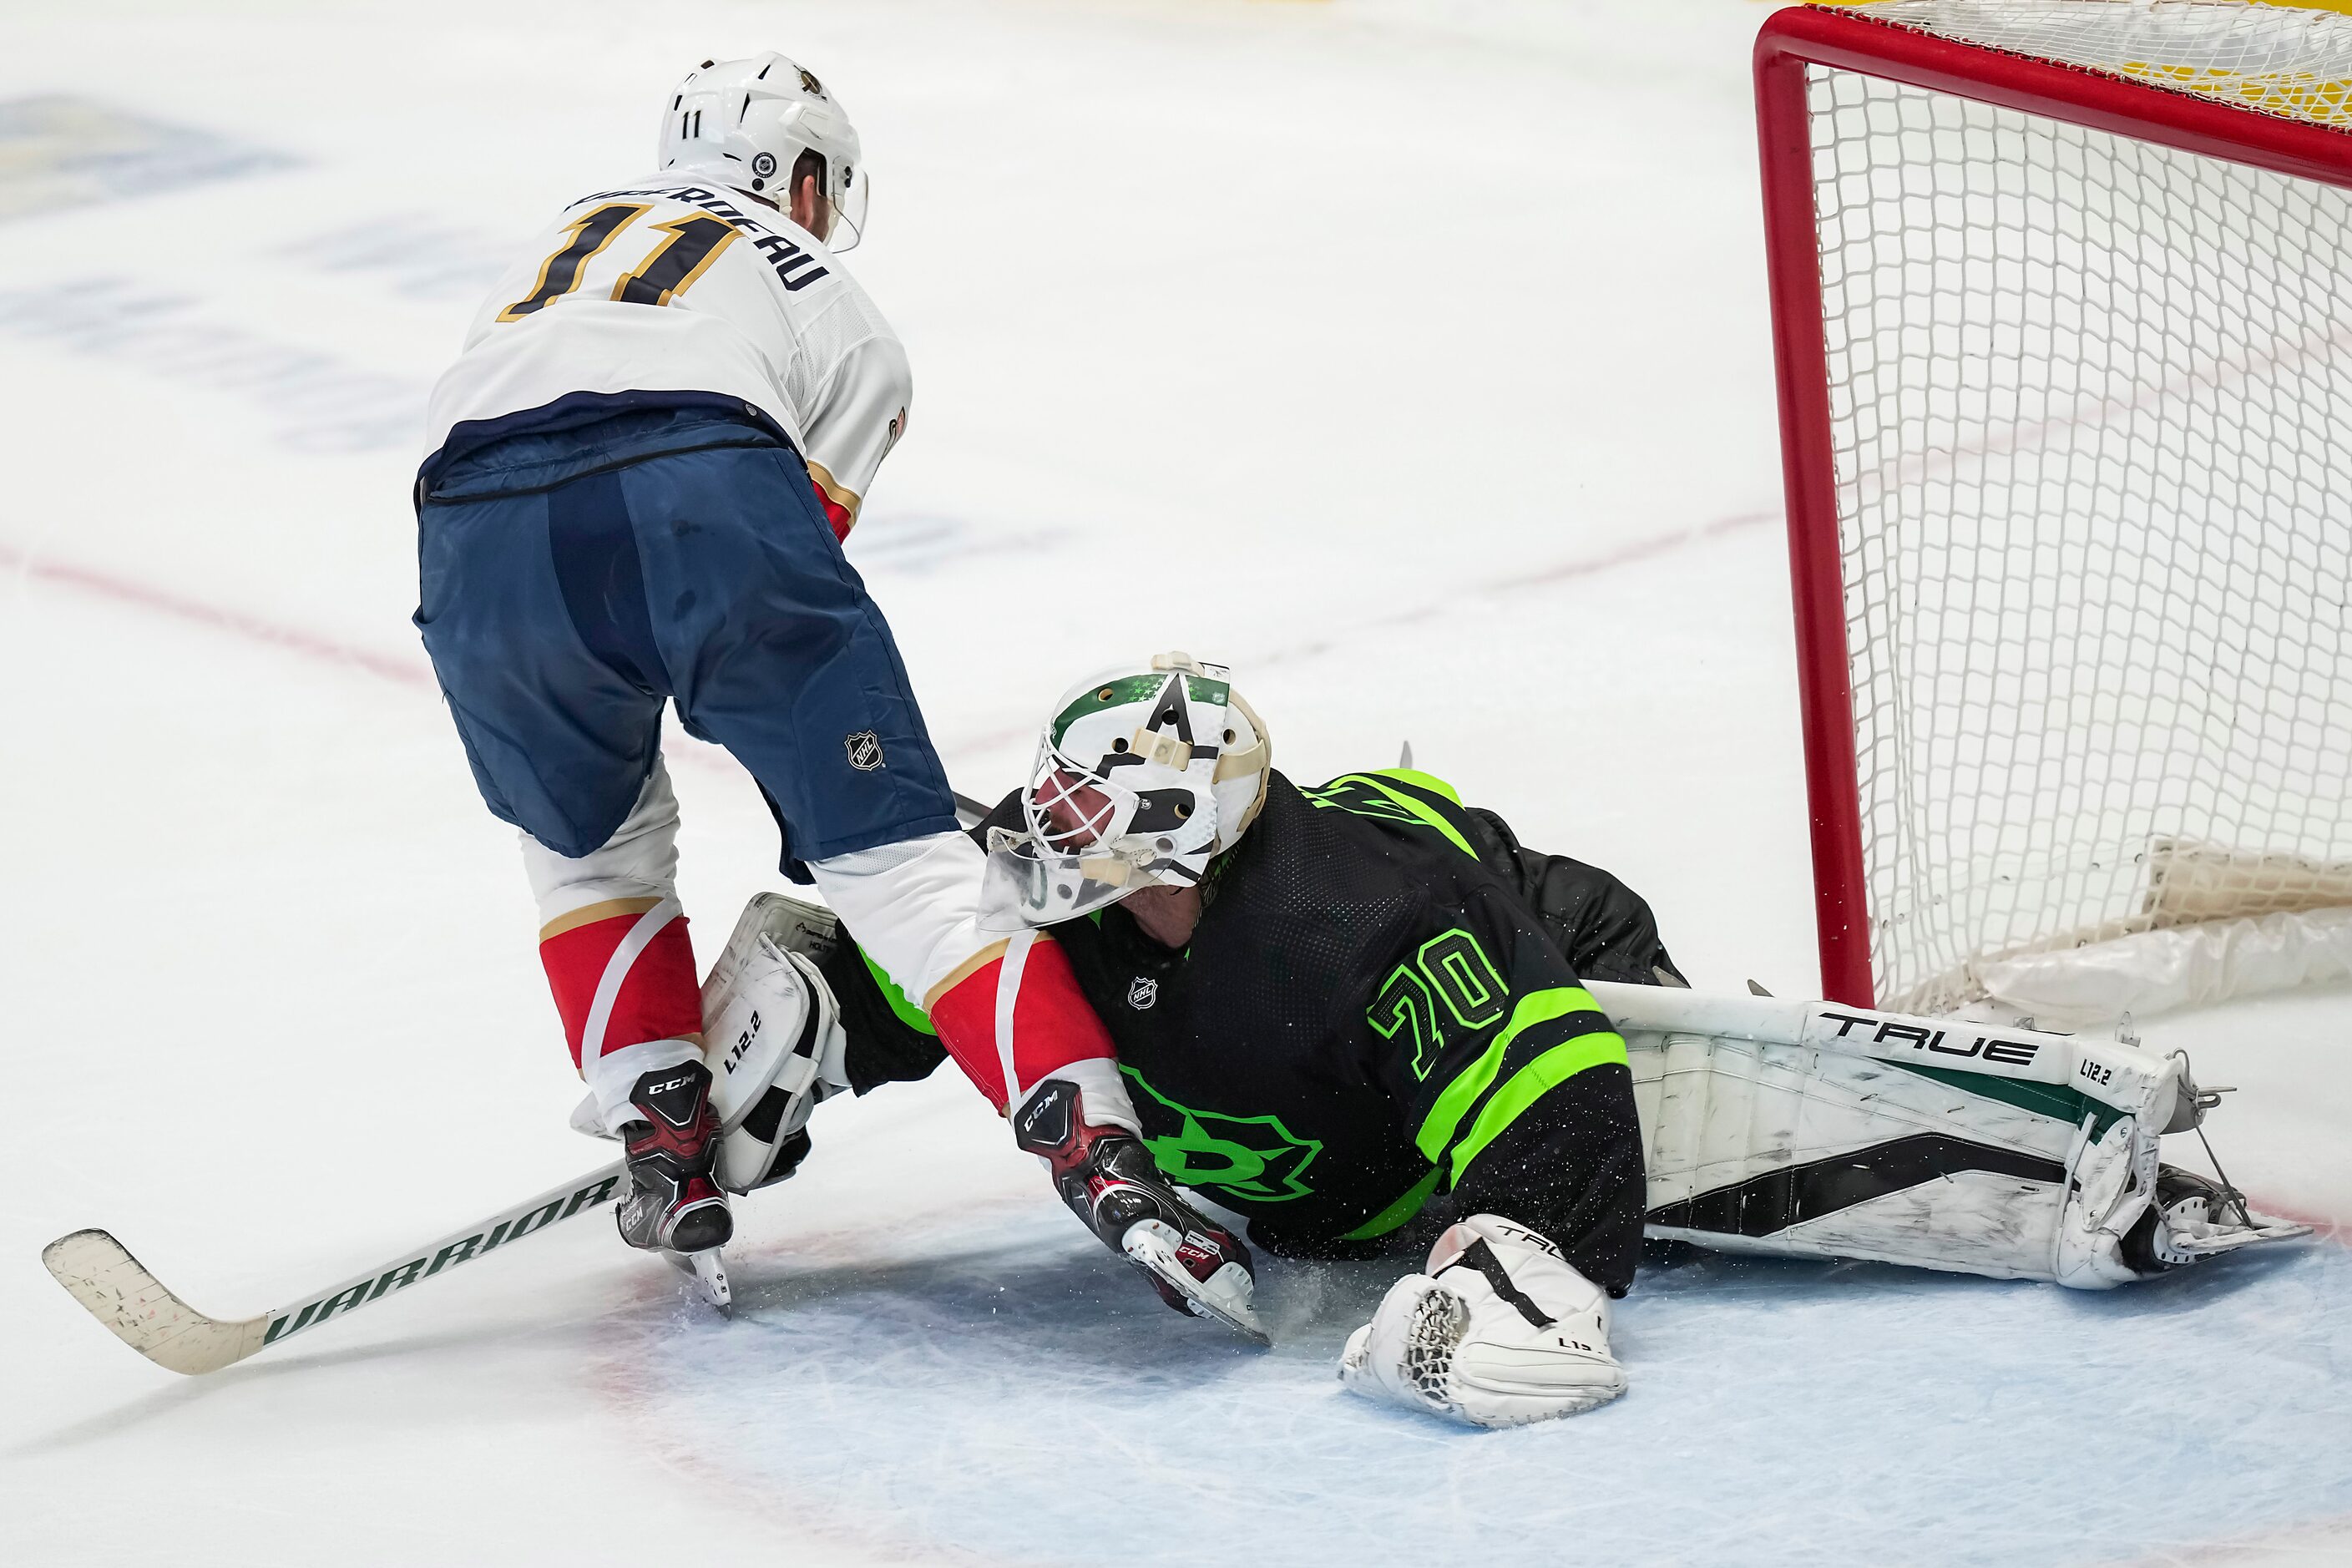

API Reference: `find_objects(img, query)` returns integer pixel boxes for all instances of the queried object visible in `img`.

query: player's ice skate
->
[1120,1215,1269,1346]
[611,1060,732,1257]
[1012,1074,1267,1344]
[664,1246,734,1315]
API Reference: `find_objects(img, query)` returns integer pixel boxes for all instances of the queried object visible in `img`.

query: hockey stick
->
[55,791,997,1375]
[42,1161,626,1376]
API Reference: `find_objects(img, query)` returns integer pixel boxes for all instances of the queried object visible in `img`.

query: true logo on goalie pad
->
[1817,1009,2042,1067]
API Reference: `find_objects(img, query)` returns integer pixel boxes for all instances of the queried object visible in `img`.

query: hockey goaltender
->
[683,652,2309,1429]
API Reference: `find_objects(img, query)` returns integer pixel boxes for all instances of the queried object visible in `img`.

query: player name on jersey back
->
[423,175,913,523]
[557,180,832,296]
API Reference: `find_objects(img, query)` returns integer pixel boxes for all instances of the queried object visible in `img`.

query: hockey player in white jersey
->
[412,56,1255,1327]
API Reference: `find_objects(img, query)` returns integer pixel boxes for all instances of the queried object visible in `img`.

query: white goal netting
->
[1802,0,2352,1016]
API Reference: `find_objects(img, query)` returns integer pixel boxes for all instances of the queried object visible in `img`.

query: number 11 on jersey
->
[498,203,740,321]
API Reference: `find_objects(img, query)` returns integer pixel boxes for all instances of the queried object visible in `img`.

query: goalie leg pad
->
[699,896,852,1194]
[1339,1214,1625,1429]
[1599,984,2311,1285]
[2053,1113,2158,1288]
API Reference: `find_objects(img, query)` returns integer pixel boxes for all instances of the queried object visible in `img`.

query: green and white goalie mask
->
[980,653,1271,929]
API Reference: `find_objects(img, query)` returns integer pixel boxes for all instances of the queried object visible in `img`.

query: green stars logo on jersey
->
[1119,1067,1322,1203]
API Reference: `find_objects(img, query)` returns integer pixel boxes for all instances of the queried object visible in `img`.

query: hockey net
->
[1759,1,2352,1019]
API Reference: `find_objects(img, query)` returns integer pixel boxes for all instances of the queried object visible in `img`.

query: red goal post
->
[1756,2,2352,1014]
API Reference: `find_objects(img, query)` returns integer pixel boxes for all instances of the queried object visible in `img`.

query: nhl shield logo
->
[844,731,885,771]
[1127,975,1159,1010]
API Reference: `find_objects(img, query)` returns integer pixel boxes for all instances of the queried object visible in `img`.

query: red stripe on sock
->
[1010,938,1115,1088]
[927,936,1115,1110]
[928,958,1008,1106]
[539,913,702,1069]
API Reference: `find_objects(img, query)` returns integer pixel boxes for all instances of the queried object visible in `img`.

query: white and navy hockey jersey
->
[424,176,909,534]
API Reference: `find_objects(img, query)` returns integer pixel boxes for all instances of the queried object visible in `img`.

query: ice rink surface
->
[1,1,2345,1563]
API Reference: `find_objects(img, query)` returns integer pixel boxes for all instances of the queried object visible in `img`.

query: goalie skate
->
[2125,1167,2309,1272]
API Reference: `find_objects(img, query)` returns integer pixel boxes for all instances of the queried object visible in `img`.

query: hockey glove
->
[1014,1076,1267,1343]
[1339,1213,1623,1428]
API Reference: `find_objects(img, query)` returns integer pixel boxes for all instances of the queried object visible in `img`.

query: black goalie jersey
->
[824,767,1679,1296]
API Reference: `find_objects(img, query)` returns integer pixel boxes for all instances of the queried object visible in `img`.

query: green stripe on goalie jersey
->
[1300,771,1477,858]
[1449,1029,1629,1180]
[1414,984,1626,1181]
[1339,1165,1444,1242]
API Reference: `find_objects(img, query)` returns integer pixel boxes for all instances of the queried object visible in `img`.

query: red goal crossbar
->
[1753,3,2352,1006]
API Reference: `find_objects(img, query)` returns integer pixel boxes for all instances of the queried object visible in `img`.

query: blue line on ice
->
[635,1204,2349,1566]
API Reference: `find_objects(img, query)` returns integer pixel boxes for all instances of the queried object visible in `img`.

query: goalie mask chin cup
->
[979,821,1210,930]
[978,653,1269,930]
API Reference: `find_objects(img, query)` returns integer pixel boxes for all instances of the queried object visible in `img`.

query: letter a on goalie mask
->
[980,653,1270,929]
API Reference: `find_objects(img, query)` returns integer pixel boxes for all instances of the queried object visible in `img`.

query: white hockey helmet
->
[657,53,868,250]
[980,653,1272,929]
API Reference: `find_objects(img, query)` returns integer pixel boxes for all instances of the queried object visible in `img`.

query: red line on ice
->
[0,539,741,780]
[0,540,434,690]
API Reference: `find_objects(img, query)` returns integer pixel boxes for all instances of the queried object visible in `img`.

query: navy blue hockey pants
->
[413,399,959,872]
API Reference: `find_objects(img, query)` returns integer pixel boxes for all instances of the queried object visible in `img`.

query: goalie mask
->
[658,53,869,250]
[979,653,1272,930]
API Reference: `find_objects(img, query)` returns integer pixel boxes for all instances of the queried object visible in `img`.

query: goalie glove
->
[1014,1075,1267,1344]
[1339,1213,1625,1429]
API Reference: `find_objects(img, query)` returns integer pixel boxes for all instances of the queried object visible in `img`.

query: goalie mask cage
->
[1758,0,2352,1017]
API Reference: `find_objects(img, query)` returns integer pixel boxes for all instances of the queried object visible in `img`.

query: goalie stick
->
[38,1160,681,1376]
